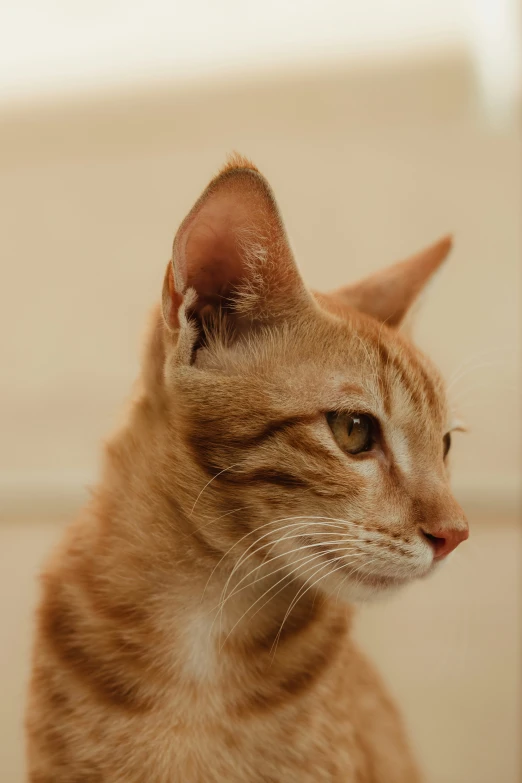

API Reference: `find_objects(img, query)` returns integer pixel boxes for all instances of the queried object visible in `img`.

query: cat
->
[26,155,469,783]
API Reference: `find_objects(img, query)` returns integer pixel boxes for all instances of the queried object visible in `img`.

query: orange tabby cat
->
[26,156,468,783]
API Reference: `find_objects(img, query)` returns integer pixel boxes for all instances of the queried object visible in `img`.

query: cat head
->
[156,156,468,601]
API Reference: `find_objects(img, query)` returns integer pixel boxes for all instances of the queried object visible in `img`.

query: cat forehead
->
[308,300,437,371]
[276,305,446,429]
[334,313,446,420]
[226,306,447,421]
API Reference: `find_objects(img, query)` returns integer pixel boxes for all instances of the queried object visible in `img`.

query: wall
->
[1,46,520,783]
[0,52,520,515]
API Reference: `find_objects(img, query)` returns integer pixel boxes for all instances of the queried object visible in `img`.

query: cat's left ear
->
[162,157,309,332]
[331,236,453,327]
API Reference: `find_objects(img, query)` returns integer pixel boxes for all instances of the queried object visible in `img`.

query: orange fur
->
[26,160,467,782]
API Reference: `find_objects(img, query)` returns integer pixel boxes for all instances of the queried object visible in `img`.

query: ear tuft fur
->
[219,153,259,177]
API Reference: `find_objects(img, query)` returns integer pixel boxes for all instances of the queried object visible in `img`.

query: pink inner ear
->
[180,200,246,308]
[162,161,309,331]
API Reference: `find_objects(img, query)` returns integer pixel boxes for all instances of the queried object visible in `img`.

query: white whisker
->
[217,545,364,651]
[212,516,354,603]
[192,505,255,536]
[220,526,363,610]
[218,536,364,613]
[190,463,241,516]
[269,554,370,659]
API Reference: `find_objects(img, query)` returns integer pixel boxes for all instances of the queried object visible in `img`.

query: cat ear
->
[162,156,307,331]
[332,236,453,327]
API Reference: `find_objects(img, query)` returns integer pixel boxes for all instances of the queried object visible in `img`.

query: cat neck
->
[92,466,351,656]
[82,388,352,711]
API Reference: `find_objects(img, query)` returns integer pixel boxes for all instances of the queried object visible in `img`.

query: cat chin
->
[326,576,408,604]
[326,558,439,602]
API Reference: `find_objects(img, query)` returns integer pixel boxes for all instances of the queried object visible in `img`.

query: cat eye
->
[443,432,452,459]
[327,412,376,455]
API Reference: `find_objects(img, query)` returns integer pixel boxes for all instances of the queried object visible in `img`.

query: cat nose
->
[421,523,469,559]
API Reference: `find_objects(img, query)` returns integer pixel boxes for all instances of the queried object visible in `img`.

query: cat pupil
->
[348,416,371,451]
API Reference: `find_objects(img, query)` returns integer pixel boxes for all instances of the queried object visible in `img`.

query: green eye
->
[327,413,375,455]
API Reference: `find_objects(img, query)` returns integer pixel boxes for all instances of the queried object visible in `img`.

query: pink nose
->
[421,525,469,559]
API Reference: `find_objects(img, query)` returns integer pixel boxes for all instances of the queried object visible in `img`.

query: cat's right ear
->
[161,156,309,334]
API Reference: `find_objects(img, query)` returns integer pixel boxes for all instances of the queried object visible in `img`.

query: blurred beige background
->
[0,3,521,782]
